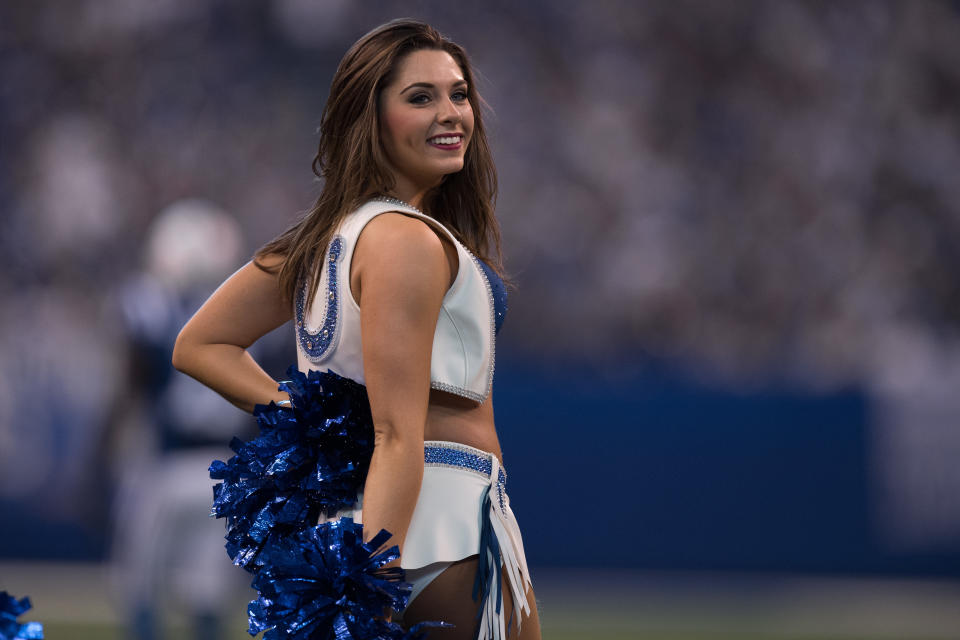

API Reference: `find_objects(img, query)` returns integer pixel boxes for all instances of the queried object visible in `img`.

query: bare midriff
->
[424,388,504,466]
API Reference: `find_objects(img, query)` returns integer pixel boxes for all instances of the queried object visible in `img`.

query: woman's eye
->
[409,91,468,105]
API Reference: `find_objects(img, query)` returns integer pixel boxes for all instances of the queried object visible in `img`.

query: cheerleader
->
[173,19,540,640]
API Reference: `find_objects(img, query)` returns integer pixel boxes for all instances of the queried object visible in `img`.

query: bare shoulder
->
[361,211,446,251]
[356,212,449,273]
[353,212,451,305]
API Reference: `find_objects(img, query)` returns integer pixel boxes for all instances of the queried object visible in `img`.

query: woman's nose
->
[437,97,463,124]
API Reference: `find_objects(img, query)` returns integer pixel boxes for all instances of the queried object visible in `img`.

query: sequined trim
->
[430,380,484,403]
[423,441,507,511]
[372,194,425,215]
[296,235,343,363]
[466,250,496,401]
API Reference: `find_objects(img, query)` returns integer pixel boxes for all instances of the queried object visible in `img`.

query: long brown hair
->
[255,18,506,312]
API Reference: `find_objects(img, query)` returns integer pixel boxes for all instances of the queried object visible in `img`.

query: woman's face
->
[378,49,475,200]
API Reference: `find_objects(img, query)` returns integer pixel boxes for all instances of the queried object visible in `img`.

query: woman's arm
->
[171,254,294,413]
[353,213,452,553]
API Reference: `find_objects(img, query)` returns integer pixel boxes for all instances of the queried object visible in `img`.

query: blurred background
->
[2,0,960,638]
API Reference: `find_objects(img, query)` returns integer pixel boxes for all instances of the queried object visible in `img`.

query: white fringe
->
[477,455,532,640]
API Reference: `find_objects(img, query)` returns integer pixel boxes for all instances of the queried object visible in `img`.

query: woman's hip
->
[324,439,522,570]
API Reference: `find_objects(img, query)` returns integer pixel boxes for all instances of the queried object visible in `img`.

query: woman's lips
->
[427,135,463,150]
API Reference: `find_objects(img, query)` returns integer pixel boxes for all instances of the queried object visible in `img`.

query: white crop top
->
[294,197,495,403]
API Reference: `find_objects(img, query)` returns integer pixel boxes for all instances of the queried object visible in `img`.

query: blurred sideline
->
[3,561,960,639]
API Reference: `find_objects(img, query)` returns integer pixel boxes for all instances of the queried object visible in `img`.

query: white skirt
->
[324,440,533,639]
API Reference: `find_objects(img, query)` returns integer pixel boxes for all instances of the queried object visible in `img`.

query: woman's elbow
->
[171,328,193,373]
[373,421,423,451]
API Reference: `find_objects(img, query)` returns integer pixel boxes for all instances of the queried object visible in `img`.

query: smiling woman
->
[172,17,539,640]
[378,49,475,195]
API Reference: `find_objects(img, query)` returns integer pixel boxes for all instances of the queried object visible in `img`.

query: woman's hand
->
[172,253,293,413]
[353,212,453,553]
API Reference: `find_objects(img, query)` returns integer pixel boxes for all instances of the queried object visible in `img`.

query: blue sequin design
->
[424,443,508,511]
[295,236,343,362]
[476,258,507,336]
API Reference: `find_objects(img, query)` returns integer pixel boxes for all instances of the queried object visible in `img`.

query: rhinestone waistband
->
[423,440,507,493]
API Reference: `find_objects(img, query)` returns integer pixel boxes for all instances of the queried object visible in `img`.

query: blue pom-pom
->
[210,367,375,570]
[209,366,452,638]
[0,592,43,640]
[245,517,415,639]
